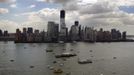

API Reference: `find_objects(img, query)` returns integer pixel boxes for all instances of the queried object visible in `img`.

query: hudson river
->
[0,41,134,75]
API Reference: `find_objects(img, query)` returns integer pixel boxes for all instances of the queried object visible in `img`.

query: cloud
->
[19,8,59,30]
[98,0,134,6]
[36,0,44,2]
[22,8,60,22]
[0,8,9,14]
[63,2,79,11]
[43,0,72,4]
[37,0,77,6]
[10,4,17,8]
[29,4,36,8]
[78,0,98,5]
[80,2,118,14]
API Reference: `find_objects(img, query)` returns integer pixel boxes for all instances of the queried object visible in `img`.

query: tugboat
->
[78,58,93,64]
[53,68,63,74]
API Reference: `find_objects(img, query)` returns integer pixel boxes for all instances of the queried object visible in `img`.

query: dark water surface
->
[0,41,134,75]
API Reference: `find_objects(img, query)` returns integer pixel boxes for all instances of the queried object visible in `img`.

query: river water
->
[0,41,134,75]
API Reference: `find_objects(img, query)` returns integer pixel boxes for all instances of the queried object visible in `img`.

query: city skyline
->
[13,10,128,43]
[0,0,134,35]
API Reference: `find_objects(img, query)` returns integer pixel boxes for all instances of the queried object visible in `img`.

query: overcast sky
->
[0,0,134,34]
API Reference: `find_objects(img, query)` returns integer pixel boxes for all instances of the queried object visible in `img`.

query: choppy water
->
[0,41,134,75]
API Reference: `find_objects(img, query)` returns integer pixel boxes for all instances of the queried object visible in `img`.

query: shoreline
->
[13,39,134,43]
[0,39,134,43]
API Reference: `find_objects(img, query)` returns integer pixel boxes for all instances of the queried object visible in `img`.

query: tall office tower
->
[27,27,34,42]
[60,10,66,29]
[22,28,27,42]
[47,21,55,40]
[59,10,67,41]
[3,31,8,36]
[15,29,21,42]
[54,23,59,41]
[122,31,126,40]
[75,21,79,26]
[0,29,3,36]
[23,28,27,33]
[69,21,80,41]
[47,21,59,42]
[27,27,33,34]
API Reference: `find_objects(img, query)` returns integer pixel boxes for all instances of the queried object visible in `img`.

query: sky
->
[0,0,134,35]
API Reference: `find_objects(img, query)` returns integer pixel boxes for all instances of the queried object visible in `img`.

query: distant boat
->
[70,49,74,51]
[55,52,77,58]
[73,41,77,43]
[59,41,64,44]
[78,58,93,64]
[49,67,54,70]
[46,49,53,52]
[53,68,63,74]
[24,47,27,49]
[62,48,66,50]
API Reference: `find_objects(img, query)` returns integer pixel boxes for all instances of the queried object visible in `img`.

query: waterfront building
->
[34,30,42,42]
[117,30,122,40]
[4,30,9,36]
[40,31,46,42]
[97,28,104,41]
[84,27,96,42]
[27,33,34,42]
[15,29,22,42]
[47,21,59,42]
[103,31,111,41]
[111,29,118,40]
[122,31,126,40]
[27,27,33,34]
[26,27,34,42]
[0,29,3,36]
[22,28,27,42]
[69,21,79,41]
[78,25,82,40]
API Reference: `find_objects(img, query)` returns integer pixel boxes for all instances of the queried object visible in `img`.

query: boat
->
[59,41,64,44]
[78,59,93,64]
[53,68,63,74]
[49,67,54,70]
[55,52,77,58]
[46,49,53,52]
[73,41,77,43]
[62,48,66,50]
[70,49,74,51]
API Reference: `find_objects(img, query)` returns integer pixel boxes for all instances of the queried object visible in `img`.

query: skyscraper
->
[22,28,27,42]
[47,21,59,42]
[27,27,34,42]
[27,27,33,34]
[59,10,68,41]
[122,31,126,40]
[60,10,66,29]
[0,29,3,36]
[69,21,80,41]
[75,21,79,26]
